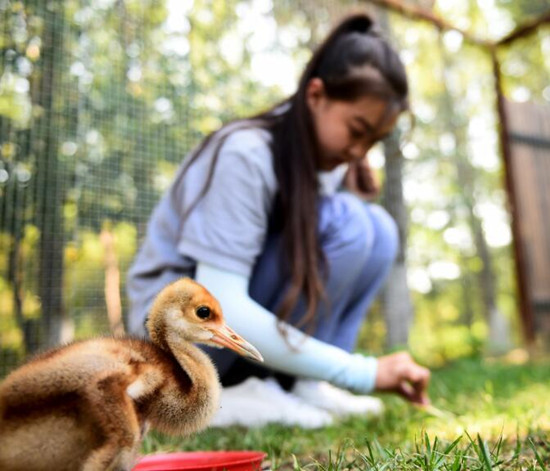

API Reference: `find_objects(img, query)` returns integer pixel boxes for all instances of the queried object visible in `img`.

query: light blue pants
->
[206,193,399,384]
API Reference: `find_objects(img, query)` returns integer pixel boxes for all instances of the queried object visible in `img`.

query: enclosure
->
[1,0,548,369]
[0,0,549,467]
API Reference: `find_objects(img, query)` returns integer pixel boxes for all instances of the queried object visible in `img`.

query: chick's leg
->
[81,375,142,471]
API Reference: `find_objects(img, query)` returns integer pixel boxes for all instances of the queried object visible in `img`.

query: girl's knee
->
[368,204,399,263]
[319,193,374,266]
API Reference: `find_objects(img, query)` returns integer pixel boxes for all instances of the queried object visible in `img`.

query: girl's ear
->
[305,77,327,113]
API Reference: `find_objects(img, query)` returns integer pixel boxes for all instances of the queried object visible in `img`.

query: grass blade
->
[443,435,463,455]
[527,437,545,469]
[476,434,493,471]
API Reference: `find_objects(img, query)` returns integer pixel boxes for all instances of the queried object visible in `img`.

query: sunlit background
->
[0,0,549,375]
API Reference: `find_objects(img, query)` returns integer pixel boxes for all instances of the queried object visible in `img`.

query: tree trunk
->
[381,131,414,347]
[377,11,414,348]
[437,38,511,354]
[33,1,69,350]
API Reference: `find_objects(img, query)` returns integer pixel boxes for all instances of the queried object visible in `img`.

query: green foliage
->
[63,222,137,339]
[1,0,285,360]
[384,1,547,357]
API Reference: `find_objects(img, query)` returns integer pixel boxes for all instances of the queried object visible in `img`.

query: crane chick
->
[0,278,263,471]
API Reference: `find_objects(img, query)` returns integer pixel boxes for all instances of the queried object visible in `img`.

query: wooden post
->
[490,48,536,346]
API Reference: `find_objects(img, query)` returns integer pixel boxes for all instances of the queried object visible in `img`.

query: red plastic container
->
[132,451,267,471]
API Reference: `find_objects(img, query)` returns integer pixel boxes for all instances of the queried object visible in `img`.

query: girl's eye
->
[349,127,364,139]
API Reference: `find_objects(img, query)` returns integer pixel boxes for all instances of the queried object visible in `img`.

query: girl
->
[127,13,430,424]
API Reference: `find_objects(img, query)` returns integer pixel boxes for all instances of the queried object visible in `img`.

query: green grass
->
[142,357,550,469]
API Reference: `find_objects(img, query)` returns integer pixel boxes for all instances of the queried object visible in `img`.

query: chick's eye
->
[196,306,211,319]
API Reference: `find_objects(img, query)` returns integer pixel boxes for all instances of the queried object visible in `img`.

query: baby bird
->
[0,278,263,471]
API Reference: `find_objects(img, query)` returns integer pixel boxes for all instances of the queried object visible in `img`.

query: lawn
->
[142,356,550,470]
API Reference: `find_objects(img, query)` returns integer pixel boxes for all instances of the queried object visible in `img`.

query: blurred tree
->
[437,35,511,353]
[33,1,70,350]
[381,129,414,347]
[378,7,417,348]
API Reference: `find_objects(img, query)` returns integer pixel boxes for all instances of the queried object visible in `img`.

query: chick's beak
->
[209,324,264,362]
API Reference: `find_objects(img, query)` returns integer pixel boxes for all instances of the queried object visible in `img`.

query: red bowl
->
[132,451,267,471]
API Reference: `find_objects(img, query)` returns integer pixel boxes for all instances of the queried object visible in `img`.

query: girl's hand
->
[344,158,380,200]
[375,351,431,405]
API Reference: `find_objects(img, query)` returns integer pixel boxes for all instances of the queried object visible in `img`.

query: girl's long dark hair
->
[174,13,409,333]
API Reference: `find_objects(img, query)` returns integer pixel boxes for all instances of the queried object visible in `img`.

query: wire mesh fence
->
[1,0,375,375]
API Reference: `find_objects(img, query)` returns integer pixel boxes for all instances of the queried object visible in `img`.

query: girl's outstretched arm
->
[195,261,379,394]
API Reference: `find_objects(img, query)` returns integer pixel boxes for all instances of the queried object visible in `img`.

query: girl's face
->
[307,78,400,171]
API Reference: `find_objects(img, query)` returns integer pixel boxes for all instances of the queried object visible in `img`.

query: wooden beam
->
[497,10,550,46]
[363,0,550,50]
[361,0,491,47]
